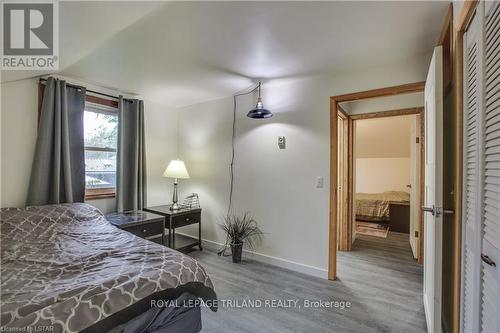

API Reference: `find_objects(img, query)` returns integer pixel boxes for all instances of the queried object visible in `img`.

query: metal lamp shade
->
[247,98,273,119]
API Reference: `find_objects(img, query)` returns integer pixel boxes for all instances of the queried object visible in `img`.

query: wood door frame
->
[336,107,353,251]
[337,106,425,253]
[351,108,425,259]
[329,81,425,280]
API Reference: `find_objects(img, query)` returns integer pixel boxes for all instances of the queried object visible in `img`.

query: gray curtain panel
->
[27,77,86,206]
[116,97,147,212]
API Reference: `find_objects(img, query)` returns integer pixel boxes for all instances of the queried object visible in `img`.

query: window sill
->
[85,189,116,200]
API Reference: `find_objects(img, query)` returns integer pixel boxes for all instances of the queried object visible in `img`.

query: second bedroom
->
[353,113,420,258]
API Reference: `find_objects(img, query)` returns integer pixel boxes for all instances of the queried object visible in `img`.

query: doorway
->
[351,113,422,256]
[329,82,426,280]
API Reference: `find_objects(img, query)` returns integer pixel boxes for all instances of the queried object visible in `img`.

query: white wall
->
[353,115,413,194]
[176,54,430,277]
[355,115,414,158]
[355,158,410,193]
[144,100,178,208]
[1,79,38,208]
[0,77,177,212]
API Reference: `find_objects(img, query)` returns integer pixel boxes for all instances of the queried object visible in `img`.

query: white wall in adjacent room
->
[176,54,430,277]
[353,115,414,194]
[0,77,177,212]
[355,114,414,158]
[355,158,411,193]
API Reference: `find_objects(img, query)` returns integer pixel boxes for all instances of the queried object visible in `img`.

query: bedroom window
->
[84,96,119,199]
[38,83,120,200]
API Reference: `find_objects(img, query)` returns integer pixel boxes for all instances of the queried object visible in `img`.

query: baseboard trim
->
[178,233,328,279]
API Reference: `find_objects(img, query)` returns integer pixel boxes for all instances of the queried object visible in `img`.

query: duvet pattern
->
[0,203,215,332]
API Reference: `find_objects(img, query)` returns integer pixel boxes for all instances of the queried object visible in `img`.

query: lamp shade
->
[247,104,273,119]
[246,83,273,119]
[163,160,190,179]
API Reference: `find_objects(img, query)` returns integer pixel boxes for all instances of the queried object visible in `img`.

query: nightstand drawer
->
[125,221,163,238]
[172,213,200,228]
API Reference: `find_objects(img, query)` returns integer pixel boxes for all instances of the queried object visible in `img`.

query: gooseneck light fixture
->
[218,80,273,257]
[226,81,273,217]
[246,81,273,119]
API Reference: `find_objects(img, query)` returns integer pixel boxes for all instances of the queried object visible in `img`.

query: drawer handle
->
[186,218,190,222]
[142,229,147,233]
[481,254,496,267]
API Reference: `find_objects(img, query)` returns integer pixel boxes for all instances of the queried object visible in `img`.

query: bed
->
[355,191,410,222]
[0,203,217,333]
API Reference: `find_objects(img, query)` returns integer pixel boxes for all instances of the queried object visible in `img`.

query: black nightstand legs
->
[199,219,203,251]
[145,205,202,253]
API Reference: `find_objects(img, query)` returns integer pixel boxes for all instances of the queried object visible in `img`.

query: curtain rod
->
[38,78,134,101]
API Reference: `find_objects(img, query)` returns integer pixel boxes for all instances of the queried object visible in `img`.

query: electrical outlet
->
[316,176,324,188]
[278,136,286,149]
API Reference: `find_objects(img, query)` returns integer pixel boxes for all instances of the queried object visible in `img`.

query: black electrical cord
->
[218,82,260,257]
[227,82,260,216]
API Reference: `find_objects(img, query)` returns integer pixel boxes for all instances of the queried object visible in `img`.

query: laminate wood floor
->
[189,232,425,333]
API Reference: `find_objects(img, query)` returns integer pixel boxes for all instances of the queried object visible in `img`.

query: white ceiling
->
[355,115,414,158]
[1,1,449,108]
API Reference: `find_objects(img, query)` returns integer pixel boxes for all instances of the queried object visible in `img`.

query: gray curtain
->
[116,97,147,212]
[27,77,86,206]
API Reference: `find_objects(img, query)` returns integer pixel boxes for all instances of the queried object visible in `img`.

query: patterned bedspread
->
[0,203,216,332]
[356,191,410,221]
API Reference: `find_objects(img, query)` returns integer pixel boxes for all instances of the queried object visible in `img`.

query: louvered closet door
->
[481,1,500,332]
[461,4,485,333]
[461,2,500,333]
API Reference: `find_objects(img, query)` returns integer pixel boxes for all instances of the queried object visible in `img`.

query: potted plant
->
[218,212,263,263]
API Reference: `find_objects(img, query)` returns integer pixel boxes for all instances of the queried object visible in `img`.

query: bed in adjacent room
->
[355,190,410,223]
[0,203,217,333]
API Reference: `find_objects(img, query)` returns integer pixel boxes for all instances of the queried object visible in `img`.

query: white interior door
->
[410,114,421,259]
[423,45,443,333]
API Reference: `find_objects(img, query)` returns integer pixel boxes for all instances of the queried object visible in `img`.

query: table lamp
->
[163,160,190,211]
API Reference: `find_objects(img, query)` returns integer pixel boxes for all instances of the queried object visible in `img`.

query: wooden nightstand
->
[144,205,202,252]
[105,211,166,245]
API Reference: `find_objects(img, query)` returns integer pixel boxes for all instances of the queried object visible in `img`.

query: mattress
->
[0,203,216,333]
[355,191,410,221]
